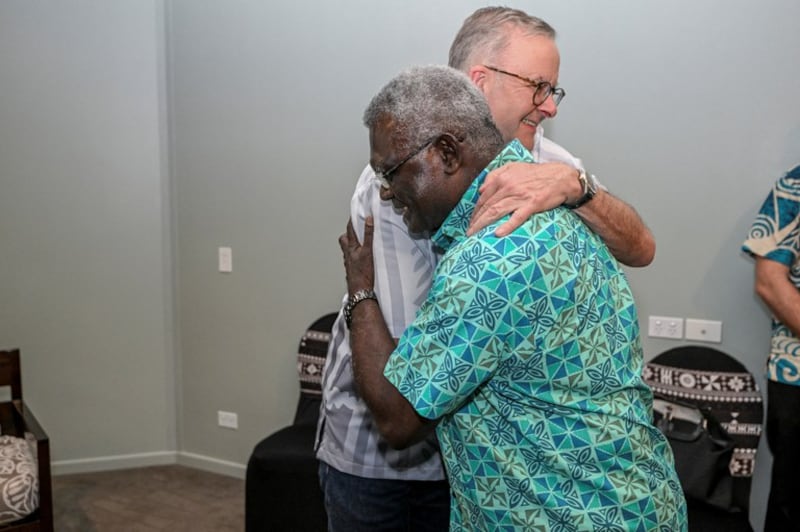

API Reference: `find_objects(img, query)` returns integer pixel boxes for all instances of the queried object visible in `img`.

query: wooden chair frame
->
[0,349,52,532]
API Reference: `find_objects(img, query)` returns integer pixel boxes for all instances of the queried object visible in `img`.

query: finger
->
[479,166,505,195]
[467,210,487,236]
[474,174,500,213]
[494,210,529,237]
[340,219,356,250]
[469,202,483,230]
[475,166,520,216]
[468,199,511,236]
[468,207,491,236]
[362,216,374,249]
[471,187,497,229]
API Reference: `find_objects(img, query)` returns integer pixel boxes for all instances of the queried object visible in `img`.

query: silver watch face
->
[586,172,598,194]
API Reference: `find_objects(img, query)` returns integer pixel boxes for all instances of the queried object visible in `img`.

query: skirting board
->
[52,451,247,480]
[178,451,246,479]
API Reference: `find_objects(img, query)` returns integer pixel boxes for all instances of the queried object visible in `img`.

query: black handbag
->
[652,394,736,510]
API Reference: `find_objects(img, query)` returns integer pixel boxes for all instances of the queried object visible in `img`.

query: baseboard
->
[52,450,246,480]
[52,451,178,476]
[176,452,246,479]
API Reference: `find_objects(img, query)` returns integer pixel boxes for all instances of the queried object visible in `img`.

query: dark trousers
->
[318,461,450,532]
[764,380,800,532]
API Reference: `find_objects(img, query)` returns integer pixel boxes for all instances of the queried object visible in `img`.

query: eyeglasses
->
[374,137,437,189]
[484,65,566,106]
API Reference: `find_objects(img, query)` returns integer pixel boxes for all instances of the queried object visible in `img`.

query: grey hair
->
[448,6,556,71]
[363,65,503,159]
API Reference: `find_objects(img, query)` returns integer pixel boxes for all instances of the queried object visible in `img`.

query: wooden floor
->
[52,465,244,531]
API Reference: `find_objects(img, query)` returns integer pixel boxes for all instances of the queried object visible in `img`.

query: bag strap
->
[652,393,708,442]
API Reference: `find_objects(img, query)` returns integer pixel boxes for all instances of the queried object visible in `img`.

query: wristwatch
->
[565,168,598,209]
[344,289,378,329]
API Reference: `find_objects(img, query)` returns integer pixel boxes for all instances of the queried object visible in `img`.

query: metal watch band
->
[344,288,378,329]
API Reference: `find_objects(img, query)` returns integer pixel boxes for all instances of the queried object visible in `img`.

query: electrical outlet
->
[685,319,722,343]
[648,316,684,339]
[217,410,238,429]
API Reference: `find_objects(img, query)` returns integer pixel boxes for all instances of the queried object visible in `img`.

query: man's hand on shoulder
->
[468,161,580,237]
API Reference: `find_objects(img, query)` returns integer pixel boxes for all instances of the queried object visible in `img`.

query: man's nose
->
[538,95,558,118]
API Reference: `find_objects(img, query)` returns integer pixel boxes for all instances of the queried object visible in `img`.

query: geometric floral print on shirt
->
[384,140,687,531]
[743,165,800,385]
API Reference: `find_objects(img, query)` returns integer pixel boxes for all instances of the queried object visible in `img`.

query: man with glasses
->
[316,7,655,531]
[339,64,686,530]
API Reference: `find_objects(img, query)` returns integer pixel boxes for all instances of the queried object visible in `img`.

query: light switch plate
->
[218,247,232,273]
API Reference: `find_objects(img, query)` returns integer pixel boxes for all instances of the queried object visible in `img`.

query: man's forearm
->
[468,162,656,267]
[755,257,800,339]
[349,299,398,415]
[574,189,656,267]
[349,300,433,448]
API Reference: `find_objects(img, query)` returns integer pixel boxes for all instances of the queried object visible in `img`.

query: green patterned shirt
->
[384,140,687,531]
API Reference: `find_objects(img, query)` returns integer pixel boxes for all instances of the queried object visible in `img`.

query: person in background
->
[316,7,655,531]
[340,63,686,530]
[743,164,800,532]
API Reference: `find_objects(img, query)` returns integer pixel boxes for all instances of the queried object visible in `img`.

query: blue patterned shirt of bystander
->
[384,140,687,531]
[742,165,800,385]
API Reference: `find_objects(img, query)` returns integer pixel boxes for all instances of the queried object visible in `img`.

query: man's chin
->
[404,220,424,237]
[407,227,430,239]
[403,217,430,239]
[515,132,536,152]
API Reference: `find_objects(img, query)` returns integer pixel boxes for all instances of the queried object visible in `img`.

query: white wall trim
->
[52,451,178,476]
[52,450,246,480]
[176,452,246,479]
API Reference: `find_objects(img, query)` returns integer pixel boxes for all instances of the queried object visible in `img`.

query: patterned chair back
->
[643,345,763,512]
[294,312,337,425]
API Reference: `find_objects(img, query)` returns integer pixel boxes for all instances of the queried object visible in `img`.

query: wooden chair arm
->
[11,401,48,442]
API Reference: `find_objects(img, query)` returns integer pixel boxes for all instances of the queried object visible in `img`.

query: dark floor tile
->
[53,465,244,532]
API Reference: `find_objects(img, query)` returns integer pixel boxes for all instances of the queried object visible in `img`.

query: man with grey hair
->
[316,7,656,531]
[450,7,653,260]
[340,64,686,530]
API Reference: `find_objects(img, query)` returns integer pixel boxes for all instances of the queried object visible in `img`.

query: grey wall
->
[1,0,799,529]
[0,1,176,465]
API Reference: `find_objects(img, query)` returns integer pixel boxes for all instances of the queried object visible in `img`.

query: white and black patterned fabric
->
[0,434,38,525]
[294,313,336,426]
[297,326,329,397]
[643,345,763,531]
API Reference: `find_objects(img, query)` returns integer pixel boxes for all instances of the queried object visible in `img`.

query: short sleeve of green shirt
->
[383,234,515,419]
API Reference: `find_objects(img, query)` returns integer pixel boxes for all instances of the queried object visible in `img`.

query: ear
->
[433,133,463,175]
[468,65,489,95]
